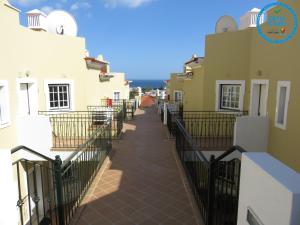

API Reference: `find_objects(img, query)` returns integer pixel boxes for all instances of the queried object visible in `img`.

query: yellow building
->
[0,1,129,151]
[0,2,132,224]
[167,0,300,172]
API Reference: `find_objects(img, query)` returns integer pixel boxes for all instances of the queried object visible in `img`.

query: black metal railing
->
[12,121,112,225]
[175,119,245,225]
[166,110,247,149]
[99,99,137,120]
[39,109,122,149]
[12,146,59,225]
[182,111,247,151]
[167,108,180,136]
[87,107,124,138]
[55,121,112,225]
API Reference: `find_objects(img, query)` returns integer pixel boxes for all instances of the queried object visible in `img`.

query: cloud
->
[40,5,54,14]
[70,1,91,11]
[103,0,155,8]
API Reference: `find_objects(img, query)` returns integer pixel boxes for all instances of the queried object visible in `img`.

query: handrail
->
[175,119,209,163]
[212,145,246,163]
[39,110,119,114]
[61,120,110,167]
[175,119,247,164]
[11,145,54,162]
[166,109,248,113]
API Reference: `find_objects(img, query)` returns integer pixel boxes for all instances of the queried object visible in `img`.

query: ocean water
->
[130,80,165,89]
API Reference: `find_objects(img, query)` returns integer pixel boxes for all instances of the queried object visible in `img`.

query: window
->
[114,92,120,100]
[275,81,291,129]
[174,91,183,102]
[220,85,241,110]
[0,81,10,128]
[216,80,245,111]
[48,84,70,110]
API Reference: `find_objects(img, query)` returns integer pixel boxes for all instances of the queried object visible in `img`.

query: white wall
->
[237,153,300,225]
[0,149,18,225]
[234,116,269,152]
[17,115,52,155]
[16,115,73,161]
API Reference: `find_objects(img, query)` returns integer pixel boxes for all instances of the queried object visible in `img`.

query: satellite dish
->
[215,15,238,34]
[46,10,78,36]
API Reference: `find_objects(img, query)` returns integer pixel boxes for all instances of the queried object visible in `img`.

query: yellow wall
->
[168,73,184,101]
[247,1,300,172]
[203,29,252,111]
[0,2,129,148]
[182,66,205,111]
[168,0,300,172]
[85,70,130,106]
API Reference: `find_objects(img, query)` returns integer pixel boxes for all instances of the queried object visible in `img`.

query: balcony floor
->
[73,106,203,225]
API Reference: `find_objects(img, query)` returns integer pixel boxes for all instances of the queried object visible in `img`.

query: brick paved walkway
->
[74,107,203,225]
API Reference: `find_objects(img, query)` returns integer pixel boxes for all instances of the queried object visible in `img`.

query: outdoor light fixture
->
[257,70,262,76]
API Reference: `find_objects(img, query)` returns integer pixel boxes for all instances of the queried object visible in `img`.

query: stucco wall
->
[203,28,252,111]
[182,66,204,111]
[168,73,184,101]
[167,0,300,172]
[238,153,300,225]
[0,2,129,149]
[85,70,129,106]
[247,1,300,172]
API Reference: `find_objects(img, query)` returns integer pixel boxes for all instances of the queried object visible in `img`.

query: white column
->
[0,149,18,225]
[163,103,167,125]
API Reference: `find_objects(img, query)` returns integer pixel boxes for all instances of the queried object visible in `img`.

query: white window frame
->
[0,80,11,128]
[113,90,121,100]
[275,81,291,130]
[44,80,74,112]
[174,90,183,102]
[216,80,245,111]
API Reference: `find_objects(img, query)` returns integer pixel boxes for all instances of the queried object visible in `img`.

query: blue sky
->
[10,0,273,80]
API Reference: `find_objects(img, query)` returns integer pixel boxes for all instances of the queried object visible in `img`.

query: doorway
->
[17,79,38,116]
[250,80,269,117]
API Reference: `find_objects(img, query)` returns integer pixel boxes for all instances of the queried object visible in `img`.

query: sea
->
[130,80,165,89]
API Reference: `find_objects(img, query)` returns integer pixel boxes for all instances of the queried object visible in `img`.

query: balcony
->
[164,105,247,151]
[37,100,137,151]
[39,109,123,151]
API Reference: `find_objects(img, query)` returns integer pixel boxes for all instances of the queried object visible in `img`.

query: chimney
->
[240,8,264,30]
[26,9,47,31]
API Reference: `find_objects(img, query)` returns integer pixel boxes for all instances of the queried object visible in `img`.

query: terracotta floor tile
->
[74,107,203,225]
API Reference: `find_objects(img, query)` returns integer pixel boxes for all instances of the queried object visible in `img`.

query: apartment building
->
[167,0,300,173]
[0,0,129,153]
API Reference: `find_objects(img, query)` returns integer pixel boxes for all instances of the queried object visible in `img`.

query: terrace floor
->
[72,106,203,225]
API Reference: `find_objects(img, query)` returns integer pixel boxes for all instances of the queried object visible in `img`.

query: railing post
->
[123,100,127,120]
[131,105,134,118]
[179,103,183,121]
[108,117,112,150]
[54,155,65,225]
[163,102,167,125]
[207,155,216,225]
